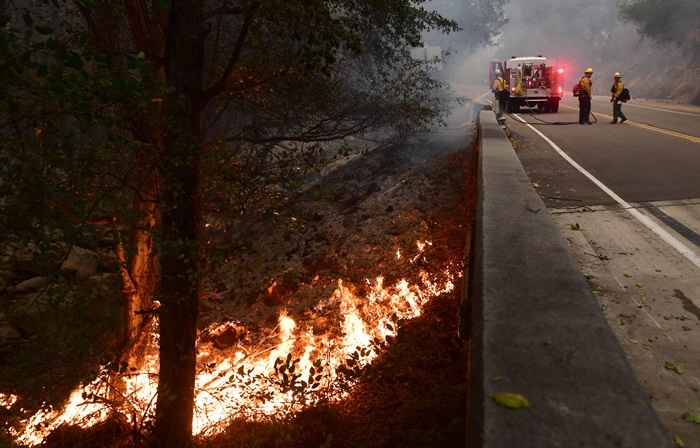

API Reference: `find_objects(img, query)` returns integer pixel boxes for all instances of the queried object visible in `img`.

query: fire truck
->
[489,56,564,113]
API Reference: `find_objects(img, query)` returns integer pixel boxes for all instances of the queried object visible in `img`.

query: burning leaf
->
[491,393,530,410]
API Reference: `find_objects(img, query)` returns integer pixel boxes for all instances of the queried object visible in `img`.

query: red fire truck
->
[489,56,565,113]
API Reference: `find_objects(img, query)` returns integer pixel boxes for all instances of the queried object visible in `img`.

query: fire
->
[1,392,18,409]
[267,280,278,296]
[411,240,432,263]
[7,241,460,445]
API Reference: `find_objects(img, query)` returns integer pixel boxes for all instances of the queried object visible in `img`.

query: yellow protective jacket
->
[611,80,624,100]
[579,76,592,97]
[493,77,506,92]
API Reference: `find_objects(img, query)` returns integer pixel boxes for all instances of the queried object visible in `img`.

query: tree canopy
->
[619,0,700,59]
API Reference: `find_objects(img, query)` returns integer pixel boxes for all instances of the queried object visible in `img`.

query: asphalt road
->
[503,95,700,446]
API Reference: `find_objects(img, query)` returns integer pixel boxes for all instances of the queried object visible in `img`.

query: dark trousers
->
[579,96,591,124]
[498,97,507,117]
[613,102,627,122]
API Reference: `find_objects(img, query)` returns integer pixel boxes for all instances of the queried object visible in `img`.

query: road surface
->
[501,94,700,446]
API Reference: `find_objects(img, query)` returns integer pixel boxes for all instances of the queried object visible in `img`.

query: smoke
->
[426,0,700,103]
[498,0,700,102]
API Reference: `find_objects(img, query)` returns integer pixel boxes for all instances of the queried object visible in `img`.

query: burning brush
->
[7,240,460,446]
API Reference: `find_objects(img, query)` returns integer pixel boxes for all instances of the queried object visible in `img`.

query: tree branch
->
[203,1,260,104]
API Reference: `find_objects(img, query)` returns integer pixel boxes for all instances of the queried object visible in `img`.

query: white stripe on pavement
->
[512,113,700,269]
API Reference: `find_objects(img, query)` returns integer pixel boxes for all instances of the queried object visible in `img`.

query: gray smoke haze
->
[428,0,700,103]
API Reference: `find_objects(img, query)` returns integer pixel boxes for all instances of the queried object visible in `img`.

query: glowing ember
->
[267,280,278,296]
[411,240,433,263]
[8,241,460,445]
[1,392,18,409]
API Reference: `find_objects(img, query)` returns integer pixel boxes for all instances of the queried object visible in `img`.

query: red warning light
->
[557,68,564,74]
[558,86,563,94]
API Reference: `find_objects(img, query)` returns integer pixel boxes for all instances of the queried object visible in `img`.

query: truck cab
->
[490,56,564,113]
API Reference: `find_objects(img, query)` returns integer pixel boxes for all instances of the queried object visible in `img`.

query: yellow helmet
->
[585,68,594,74]
[614,72,622,78]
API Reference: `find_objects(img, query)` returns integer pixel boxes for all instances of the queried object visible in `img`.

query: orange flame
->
[8,241,459,445]
[0,392,18,409]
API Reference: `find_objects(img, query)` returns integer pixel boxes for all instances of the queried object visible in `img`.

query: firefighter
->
[610,72,628,124]
[492,70,508,118]
[578,68,594,125]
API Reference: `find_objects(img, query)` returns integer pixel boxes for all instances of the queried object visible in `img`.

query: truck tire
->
[550,100,560,113]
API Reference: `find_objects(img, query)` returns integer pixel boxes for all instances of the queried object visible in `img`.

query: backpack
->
[611,83,631,102]
[573,83,581,97]
[619,88,631,102]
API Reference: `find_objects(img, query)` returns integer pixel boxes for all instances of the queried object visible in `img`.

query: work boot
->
[620,118,627,124]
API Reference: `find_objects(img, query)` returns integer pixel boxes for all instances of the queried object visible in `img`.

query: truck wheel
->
[551,101,560,113]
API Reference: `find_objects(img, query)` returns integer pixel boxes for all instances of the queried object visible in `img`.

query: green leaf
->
[682,412,700,424]
[491,393,530,409]
[665,361,684,375]
[673,435,685,447]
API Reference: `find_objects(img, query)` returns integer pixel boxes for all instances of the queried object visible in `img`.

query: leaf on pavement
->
[682,412,700,424]
[665,361,684,375]
[673,435,685,447]
[491,393,530,410]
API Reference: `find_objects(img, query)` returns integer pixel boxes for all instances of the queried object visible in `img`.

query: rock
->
[61,246,99,279]
[9,276,51,294]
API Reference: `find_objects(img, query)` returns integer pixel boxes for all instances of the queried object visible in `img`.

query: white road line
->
[512,113,700,269]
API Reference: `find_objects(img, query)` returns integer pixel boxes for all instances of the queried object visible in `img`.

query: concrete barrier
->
[466,110,672,447]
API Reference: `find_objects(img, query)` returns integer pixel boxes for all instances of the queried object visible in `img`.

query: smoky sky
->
[428,0,689,91]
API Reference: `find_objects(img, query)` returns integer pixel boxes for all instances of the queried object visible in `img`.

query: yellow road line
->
[560,104,700,145]
[598,101,700,117]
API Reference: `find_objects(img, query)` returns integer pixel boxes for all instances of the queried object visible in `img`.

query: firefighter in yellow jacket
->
[492,70,508,119]
[610,72,628,124]
[578,68,594,125]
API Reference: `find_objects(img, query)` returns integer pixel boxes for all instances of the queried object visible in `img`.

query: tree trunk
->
[153,158,200,447]
[117,165,160,363]
[153,1,205,446]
